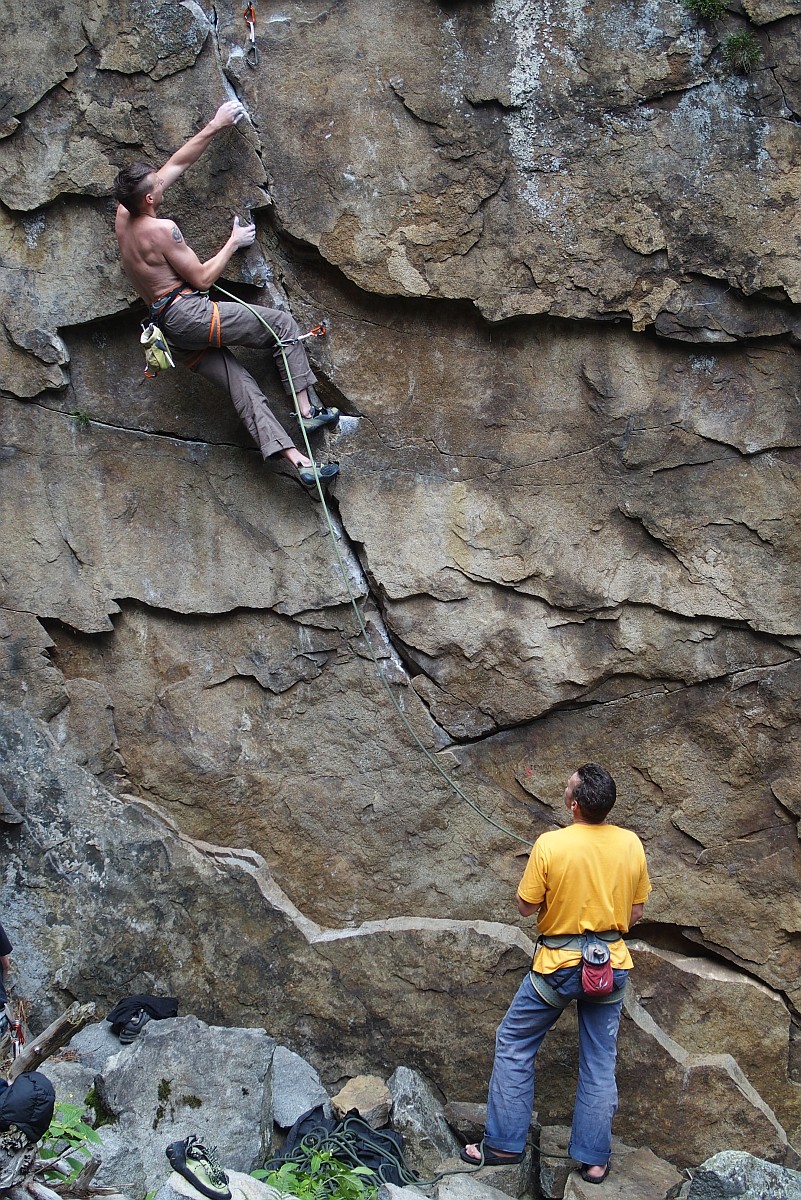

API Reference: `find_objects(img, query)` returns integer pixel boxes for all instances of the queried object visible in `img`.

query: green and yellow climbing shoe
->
[166,1135,231,1200]
[294,404,340,432]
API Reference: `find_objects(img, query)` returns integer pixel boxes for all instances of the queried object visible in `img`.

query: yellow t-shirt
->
[518,822,652,974]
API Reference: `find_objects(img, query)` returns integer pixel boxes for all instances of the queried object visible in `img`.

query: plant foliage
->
[39,1100,102,1188]
[253,1151,378,1200]
[723,31,762,73]
[680,0,726,20]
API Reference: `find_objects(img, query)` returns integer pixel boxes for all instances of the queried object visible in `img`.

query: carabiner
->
[243,3,259,67]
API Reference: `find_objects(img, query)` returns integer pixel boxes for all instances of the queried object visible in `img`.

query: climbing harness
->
[530,967,626,1009]
[243,2,259,67]
[140,284,197,378]
[212,284,532,849]
[535,931,622,1000]
[149,283,193,324]
[537,930,621,952]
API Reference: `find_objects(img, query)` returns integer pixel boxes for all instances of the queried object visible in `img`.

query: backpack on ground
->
[0,1071,56,1143]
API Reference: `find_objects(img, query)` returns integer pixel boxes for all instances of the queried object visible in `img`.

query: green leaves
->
[252,1150,378,1200]
[39,1100,102,1187]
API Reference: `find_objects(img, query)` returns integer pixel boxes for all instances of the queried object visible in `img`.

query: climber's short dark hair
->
[113,162,156,215]
[573,763,616,823]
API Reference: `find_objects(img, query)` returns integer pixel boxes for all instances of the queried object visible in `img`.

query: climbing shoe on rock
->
[294,461,340,487]
[166,1135,231,1200]
[294,404,340,433]
[119,1009,151,1044]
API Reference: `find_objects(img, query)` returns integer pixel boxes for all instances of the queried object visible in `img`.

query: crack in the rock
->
[678,927,801,1018]
[27,400,274,453]
[616,499,705,574]
[636,80,711,110]
[41,483,85,570]
[688,824,796,860]
[427,654,801,749]
[770,783,801,828]
[704,516,782,546]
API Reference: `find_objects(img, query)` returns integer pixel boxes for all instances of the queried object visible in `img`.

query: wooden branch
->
[8,1002,97,1081]
[7,1182,63,1200]
[24,1179,64,1200]
[7,1185,34,1200]
[70,1158,101,1189]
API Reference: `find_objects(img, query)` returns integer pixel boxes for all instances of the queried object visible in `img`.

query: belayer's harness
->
[532,931,626,1008]
[537,930,621,952]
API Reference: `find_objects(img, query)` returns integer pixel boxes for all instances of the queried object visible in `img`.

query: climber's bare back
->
[115,202,188,308]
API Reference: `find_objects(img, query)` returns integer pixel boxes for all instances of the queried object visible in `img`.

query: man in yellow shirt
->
[461,763,651,1185]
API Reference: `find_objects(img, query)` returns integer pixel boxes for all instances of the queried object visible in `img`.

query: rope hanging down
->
[213,284,532,848]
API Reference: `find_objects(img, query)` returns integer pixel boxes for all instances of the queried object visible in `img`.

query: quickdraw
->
[297,320,329,342]
[243,2,259,67]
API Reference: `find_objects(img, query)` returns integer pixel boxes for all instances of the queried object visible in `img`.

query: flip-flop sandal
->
[459,1143,524,1167]
[580,1162,611,1184]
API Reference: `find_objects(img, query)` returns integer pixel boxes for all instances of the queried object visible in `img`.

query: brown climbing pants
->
[161,290,318,459]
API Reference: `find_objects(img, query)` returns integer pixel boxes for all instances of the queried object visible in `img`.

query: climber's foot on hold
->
[279,449,339,491]
[293,461,340,486]
[294,404,340,433]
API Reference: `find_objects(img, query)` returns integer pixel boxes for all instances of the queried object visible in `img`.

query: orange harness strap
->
[209,301,222,348]
[160,292,220,370]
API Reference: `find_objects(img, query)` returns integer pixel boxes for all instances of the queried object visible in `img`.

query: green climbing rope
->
[213,284,532,848]
[263,1114,506,1189]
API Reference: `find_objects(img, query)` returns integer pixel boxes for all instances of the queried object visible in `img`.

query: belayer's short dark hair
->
[113,162,156,215]
[573,763,616,823]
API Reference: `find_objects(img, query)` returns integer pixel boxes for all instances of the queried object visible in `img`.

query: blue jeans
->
[485,966,628,1165]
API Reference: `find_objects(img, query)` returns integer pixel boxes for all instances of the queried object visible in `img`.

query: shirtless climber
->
[113,99,339,488]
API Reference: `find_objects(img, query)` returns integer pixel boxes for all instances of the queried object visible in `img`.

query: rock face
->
[0,0,800,1174]
[91,1017,275,1196]
[687,1150,801,1199]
